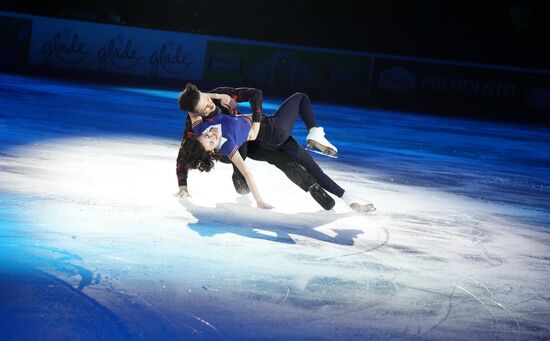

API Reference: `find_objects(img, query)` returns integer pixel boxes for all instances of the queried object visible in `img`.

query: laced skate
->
[306,127,338,157]
[342,191,376,212]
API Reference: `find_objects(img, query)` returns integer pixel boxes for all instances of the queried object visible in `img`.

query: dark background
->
[1,0,549,70]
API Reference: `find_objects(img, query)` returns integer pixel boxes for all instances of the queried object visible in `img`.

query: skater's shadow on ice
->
[180,200,362,246]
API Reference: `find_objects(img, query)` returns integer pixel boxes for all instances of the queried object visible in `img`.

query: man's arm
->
[175,115,194,197]
[209,87,263,123]
[175,150,190,197]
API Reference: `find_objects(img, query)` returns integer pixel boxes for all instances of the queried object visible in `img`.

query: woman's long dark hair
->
[180,135,220,172]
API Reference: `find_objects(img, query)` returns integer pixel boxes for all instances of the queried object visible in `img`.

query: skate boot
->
[306,127,338,157]
[342,191,376,212]
[309,183,335,210]
[232,172,250,195]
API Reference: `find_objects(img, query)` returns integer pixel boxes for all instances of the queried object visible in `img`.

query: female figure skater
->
[179,83,374,211]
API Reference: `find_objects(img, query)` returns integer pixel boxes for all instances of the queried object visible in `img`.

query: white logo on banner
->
[149,39,193,76]
[97,35,143,72]
[41,28,89,66]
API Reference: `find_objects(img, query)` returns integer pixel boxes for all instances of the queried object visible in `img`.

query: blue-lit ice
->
[0,74,549,340]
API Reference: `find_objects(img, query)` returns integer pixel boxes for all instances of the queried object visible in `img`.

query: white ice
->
[0,135,548,340]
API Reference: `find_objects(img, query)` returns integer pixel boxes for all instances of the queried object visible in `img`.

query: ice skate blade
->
[306,147,339,158]
[306,140,338,158]
[350,203,376,212]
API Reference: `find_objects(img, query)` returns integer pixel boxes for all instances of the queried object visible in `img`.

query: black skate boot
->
[308,183,335,210]
[232,172,250,195]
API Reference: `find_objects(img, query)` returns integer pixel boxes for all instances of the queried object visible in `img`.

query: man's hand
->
[218,94,236,111]
[174,185,190,198]
[247,122,260,141]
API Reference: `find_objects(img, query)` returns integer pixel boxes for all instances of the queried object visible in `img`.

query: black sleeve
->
[175,116,193,187]
[209,87,263,123]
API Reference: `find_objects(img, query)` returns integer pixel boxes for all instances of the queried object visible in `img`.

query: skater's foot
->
[342,191,376,212]
[306,127,338,157]
[308,183,335,210]
[349,202,376,212]
[236,193,253,205]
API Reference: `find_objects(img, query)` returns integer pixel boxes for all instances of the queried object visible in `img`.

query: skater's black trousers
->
[249,92,345,198]
[231,139,315,194]
[256,92,319,149]
[234,137,345,198]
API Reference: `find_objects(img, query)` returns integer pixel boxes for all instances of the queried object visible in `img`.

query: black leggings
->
[233,93,344,198]
[257,92,319,149]
[232,138,344,198]
[232,139,316,194]
[275,137,345,198]
[240,92,345,198]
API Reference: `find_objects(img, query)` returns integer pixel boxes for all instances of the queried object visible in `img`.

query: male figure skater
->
[175,86,337,210]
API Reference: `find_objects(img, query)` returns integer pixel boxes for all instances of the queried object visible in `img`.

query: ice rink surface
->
[1,73,549,340]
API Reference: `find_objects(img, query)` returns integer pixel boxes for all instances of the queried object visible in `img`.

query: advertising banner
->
[204,41,372,101]
[5,11,548,120]
[371,58,550,115]
[28,16,206,80]
[0,15,32,66]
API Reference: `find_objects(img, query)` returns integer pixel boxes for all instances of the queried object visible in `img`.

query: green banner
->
[204,41,372,101]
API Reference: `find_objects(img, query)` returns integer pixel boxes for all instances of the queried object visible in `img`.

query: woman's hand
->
[256,201,274,209]
[174,186,190,198]
[218,94,236,111]
[247,122,260,141]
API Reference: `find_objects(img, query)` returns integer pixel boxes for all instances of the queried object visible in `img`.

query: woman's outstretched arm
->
[230,150,273,210]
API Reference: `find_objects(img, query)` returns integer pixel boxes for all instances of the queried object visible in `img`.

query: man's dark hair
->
[178,83,201,112]
[181,137,220,172]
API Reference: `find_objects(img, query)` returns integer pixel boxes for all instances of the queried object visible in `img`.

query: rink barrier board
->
[1,11,549,122]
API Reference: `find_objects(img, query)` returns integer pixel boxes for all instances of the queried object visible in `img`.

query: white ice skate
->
[342,191,376,212]
[306,126,338,157]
